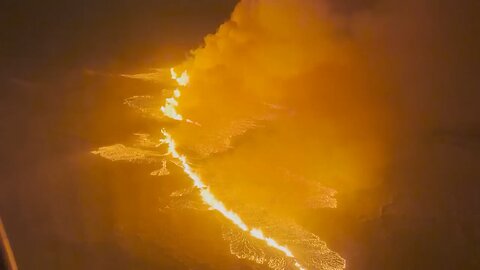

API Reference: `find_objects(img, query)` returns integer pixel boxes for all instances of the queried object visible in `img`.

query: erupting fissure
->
[160,68,185,121]
[159,68,306,270]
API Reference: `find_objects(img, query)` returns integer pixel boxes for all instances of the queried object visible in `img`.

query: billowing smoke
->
[171,0,479,214]
[173,0,397,209]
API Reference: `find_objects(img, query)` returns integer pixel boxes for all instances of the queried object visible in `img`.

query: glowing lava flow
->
[159,69,306,270]
[160,68,187,121]
[160,129,305,270]
[160,130,248,231]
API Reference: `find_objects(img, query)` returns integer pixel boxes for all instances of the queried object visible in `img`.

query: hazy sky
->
[1,0,479,269]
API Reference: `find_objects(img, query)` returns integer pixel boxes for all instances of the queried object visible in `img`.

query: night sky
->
[1,0,479,269]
